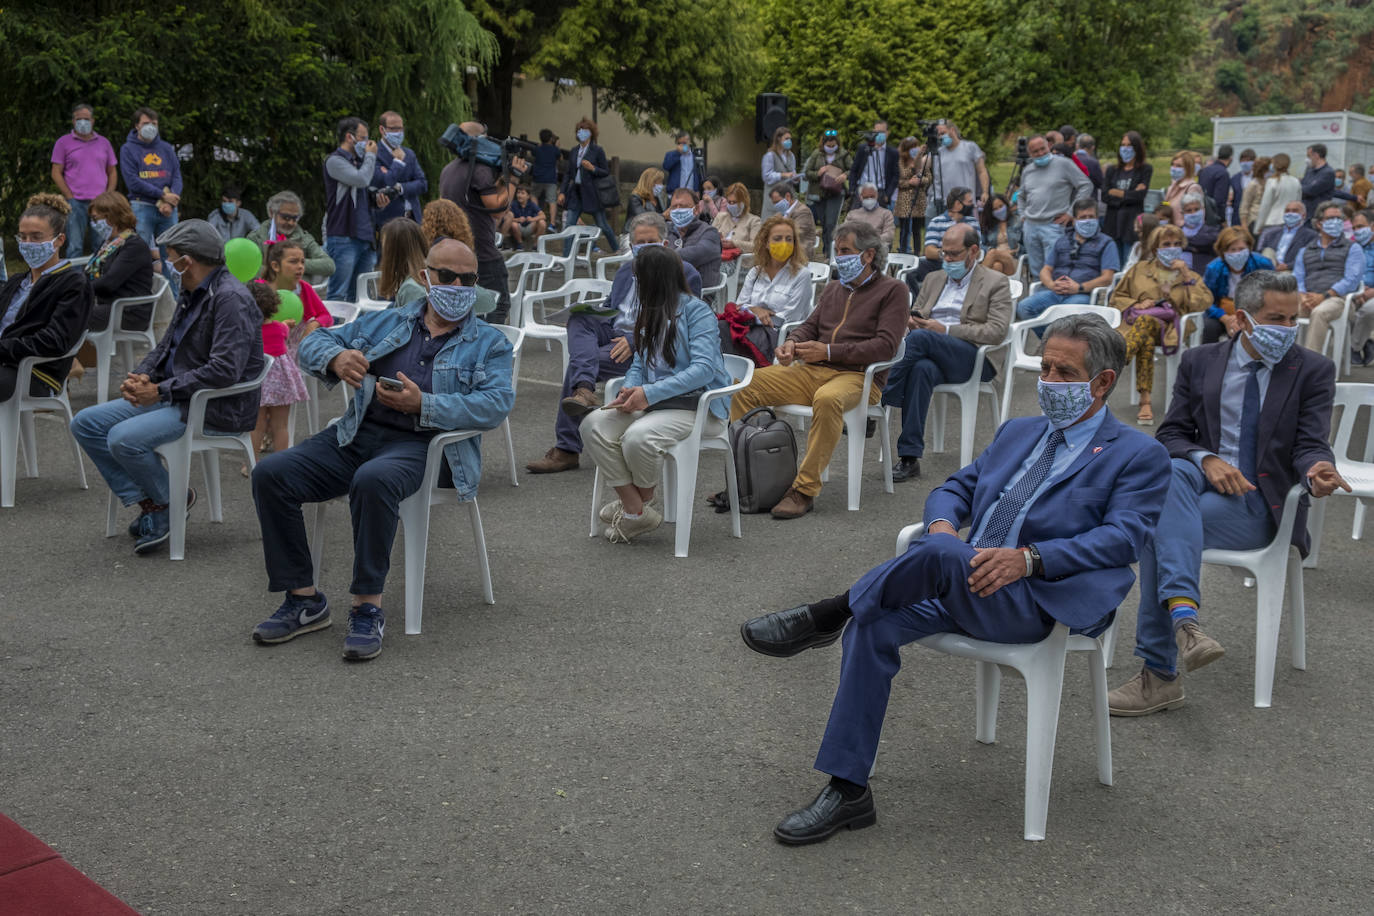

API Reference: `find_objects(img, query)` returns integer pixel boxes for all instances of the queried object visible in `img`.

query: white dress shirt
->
[929,270,973,326]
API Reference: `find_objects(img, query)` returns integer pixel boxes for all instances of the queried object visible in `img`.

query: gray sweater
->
[1018,156,1093,222]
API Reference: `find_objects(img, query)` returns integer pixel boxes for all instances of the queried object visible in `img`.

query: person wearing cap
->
[71,219,265,555]
[248,238,515,662]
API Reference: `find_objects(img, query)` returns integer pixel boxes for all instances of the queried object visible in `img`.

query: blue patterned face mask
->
[1037,378,1096,429]
[668,207,695,228]
[428,283,476,322]
[835,253,865,284]
[17,238,58,269]
[1240,311,1297,364]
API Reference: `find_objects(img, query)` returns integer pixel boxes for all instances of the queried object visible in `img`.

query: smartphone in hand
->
[378,376,405,391]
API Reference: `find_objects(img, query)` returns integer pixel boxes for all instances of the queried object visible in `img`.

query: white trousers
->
[581,408,725,489]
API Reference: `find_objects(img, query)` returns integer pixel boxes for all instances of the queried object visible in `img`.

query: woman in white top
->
[1253,152,1303,232]
[719,215,813,362]
[761,126,798,190]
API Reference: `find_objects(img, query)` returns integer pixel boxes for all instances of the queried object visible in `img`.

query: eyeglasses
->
[276,212,301,224]
[425,267,478,287]
[938,248,968,261]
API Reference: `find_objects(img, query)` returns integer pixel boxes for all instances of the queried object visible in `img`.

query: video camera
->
[1015,136,1029,165]
[917,118,942,153]
[439,123,539,177]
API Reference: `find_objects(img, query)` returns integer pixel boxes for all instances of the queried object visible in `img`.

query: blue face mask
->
[652,183,664,197]
[384,130,404,147]
[1240,160,1253,175]
[1282,212,1303,229]
[221,201,237,217]
[874,132,887,145]
[781,138,792,150]
[772,197,789,214]
[940,134,953,149]
[1321,217,1345,238]
[576,128,591,143]
[17,238,58,269]
[1355,227,1373,246]
[1241,312,1297,364]
[631,242,659,257]
[668,207,695,228]
[1075,218,1099,238]
[1156,246,1183,267]
[1037,379,1095,429]
[1169,166,1185,181]
[1335,178,1345,188]
[428,283,476,323]
[1119,145,1135,163]
[1033,155,1052,168]
[942,258,970,281]
[1183,211,1204,229]
[1223,248,1251,271]
[835,253,865,284]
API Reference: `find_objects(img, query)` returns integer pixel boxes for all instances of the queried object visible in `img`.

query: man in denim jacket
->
[250,239,514,661]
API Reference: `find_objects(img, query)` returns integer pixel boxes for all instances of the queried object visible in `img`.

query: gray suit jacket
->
[914,263,1014,355]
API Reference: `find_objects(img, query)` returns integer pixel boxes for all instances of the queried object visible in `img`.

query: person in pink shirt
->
[50,102,118,258]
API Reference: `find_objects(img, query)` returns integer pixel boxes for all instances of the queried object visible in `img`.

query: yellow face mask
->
[768,240,794,263]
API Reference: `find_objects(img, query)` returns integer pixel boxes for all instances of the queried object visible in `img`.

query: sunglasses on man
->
[425,267,479,287]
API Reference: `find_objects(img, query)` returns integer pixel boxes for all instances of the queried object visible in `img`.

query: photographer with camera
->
[371,110,428,229]
[929,120,991,216]
[324,116,380,302]
[1019,134,1093,276]
[439,121,531,324]
[848,120,898,212]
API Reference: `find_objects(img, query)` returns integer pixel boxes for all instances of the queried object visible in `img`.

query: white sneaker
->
[604,505,664,543]
[599,500,622,523]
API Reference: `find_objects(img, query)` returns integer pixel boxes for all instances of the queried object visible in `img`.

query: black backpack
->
[714,407,798,513]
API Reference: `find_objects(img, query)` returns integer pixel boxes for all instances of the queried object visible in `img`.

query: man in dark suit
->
[661,132,702,196]
[1198,145,1233,223]
[1229,148,1257,226]
[1256,201,1319,272]
[740,314,1171,845]
[848,120,899,208]
[1109,270,1348,716]
[1300,143,1336,216]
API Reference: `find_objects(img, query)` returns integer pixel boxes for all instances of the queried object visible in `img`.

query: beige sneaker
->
[599,500,622,523]
[604,505,664,543]
[1176,620,1225,672]
[1108,666,1185,717]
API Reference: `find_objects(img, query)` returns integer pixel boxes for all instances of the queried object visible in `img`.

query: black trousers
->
[478,256,511,325]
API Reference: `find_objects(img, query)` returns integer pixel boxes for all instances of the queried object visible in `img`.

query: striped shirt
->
[923,214,981,252]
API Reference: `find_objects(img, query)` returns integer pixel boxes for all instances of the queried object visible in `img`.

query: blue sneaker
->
[133,509,171,554]
[342,604,385,661]
[252,591,331,644]
[128,489,196,537]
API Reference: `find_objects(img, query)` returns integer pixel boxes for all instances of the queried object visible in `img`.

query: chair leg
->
[1354,498,1367,540]
[1287,553,1306,671]
[106,491,121,537]
[165,451,191,561]
[1000,369,1016,425]
[96,341,112,403]
[1252,567,1286,708]
[398,495,431,635]
[305,383,320,435]
[588,466,603,538]
[845,411,865,511]
[1304,496,1326,569]
[931,394,947,453]
[878,407,894,496]
[501,419,518,487]
[723,448,742,540]
[308,501,328,588]
[1101,620,1118,669]
[1021,654,1067,841]
[20,411,38,478]
[974,660,1001,744]
[203,452,223,523]
[958,390,979,467]
[1085,643,1114,787]
[671,450,698,559]
[468,499,495,605]
[0,403,19,508]
[58,400,87,490]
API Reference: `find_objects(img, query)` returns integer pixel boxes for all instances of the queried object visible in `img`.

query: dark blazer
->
[560,142,609,213]
[136,266,264,432]
[848,143,899,207]
[850,410,1171,628]
[1229,172,1248,226]
[1300,163,1336,215]
[1198,162,1232,219]
[86,232,154,331]
[1103,162,1153,245]
[0,262,93,391]
[1256,225,1319,266]
[371,143,428,226]
[1156,337,1336,554]
[661,149,702,196]
[672,219,722,289]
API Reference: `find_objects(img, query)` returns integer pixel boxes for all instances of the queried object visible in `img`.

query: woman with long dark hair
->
[580,244,733,544]
[1104,130,1153,264]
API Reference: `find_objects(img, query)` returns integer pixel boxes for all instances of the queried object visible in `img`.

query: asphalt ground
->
[3,340,1373,915]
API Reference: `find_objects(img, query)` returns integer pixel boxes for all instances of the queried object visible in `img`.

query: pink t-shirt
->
[261,320,290,358]
[51,132,117,200]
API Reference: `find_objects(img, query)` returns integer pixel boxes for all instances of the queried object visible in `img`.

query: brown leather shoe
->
[525,447,580,473]
[770,487,815,519]
[1175,620,1225,672]
[560,386,601,418]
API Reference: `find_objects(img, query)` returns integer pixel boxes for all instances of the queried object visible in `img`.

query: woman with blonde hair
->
[1162,152,1202,225]
[420,198,473,250]
[627,167,665,221]
[376,218,429,308]
[717,215,813,364]
[1253,152,1302,232]
[1109,223,1211,424]
[1238,156,1270,232]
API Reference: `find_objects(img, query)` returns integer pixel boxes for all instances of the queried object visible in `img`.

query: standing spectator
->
[1058,124,1077,145]
[84,191,154,333]
[1257,201,1317,272]
[913,187,982,290]
[848,120,898,209]
[932,120,990,212]
[1349,164,1371,207]
[1197,145,1233,221]
[1254,154,1303,236]
[663,131,701,196]
[1300,144,1336,216]
[1349,210,1374,365]
[1073,134,1104,199]
[767,184,817,259]
[1179,192,1221,273]
[803,129,852,256]
[419,199,474,250]
[530,129,563,224]
[1295,200,1365,352]
[1229,148,1258,225]
[1162,152,1202,227]
[720,216,813,363]
[1237,157,1270,234]
[51,102,117,258]
[504,186,547,250]
[207,185,260,241]
[1103,131,1153,265]
[978,193,1022,276]
[895,139,932,255]
[1201,226,1272,342]
[247,191,335,282]
[1018,135,1093,275]
[119,107,183,292]
[666,188,723,289]
[846,183,895,249]
[371,110,428,228]
[554,116,617,254]
[712,182,762,250]
[323,117,380,302]
[627,168,665,222]
[1016,199,1119,321]
[440,120,530,322]
[762,127,798,191]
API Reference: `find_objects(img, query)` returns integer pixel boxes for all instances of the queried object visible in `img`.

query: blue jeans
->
[251,423,430,595]
[132,200,180,297]
[71,400,188,506]
[881,329,993,459]
[556,314,631,453]
[65,198,92,258]
[562,206,618,254]
[1133,458,1275,675]
[324,236,378,302]
[1021,219,1064,276]
[1016,290,1090,321]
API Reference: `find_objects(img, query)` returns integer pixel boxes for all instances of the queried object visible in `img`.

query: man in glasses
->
[249,238,515,662]
[247,191,336,282]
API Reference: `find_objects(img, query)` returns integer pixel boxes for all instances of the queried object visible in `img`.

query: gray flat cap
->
[156,219,226,264]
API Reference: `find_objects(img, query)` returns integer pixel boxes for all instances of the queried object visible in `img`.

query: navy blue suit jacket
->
[1229,173,1247,226]
[560,143,610,213]
[1157,337,1336,554]
[1198,162,1231,219]
[848,143,899,206]
[371,143,427,226]
[1256,225,1318,265]
[851,410,1171,628]
[661,149,703,195]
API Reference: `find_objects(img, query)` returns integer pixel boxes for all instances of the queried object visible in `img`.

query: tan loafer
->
[1176,620,1225,672]
[560,386,601,419]
[525,447,579,473]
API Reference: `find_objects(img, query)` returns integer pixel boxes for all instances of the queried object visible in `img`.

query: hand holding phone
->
[378,376,405,391]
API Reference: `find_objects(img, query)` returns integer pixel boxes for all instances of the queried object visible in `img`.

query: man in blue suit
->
[370,110,428,228]
[661,132,702,196]
[1109,270,1348,715]
[739,314,1171,845]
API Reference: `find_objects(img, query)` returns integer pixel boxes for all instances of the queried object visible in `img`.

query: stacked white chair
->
[1303,383,1374,567]
[999,304,1121,424]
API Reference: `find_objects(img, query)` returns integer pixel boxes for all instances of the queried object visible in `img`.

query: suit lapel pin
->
[1093,446,1103,454]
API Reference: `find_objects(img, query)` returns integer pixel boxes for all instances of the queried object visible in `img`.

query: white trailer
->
[1212,111,1374,170]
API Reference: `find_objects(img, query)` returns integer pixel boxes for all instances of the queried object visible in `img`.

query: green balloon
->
[271,289,304,324]
[225,237,263,282]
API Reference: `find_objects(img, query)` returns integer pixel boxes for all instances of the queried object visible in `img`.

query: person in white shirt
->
[720,216,814,363]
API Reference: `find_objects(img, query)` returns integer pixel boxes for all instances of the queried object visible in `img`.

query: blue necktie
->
[975,429,1066,548]
[1239,360,1263,499]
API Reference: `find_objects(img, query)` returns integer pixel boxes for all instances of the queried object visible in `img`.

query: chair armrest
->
[686,363,755,440]
[16,332,88,375]
[185,355,273,433]
[859,336,907,406]
[418,429,483,495]
[896,522,928,557]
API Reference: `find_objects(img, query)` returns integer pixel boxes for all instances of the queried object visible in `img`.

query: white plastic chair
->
[725,252,754,303]
[885,253,918,277]
[596,251,632,282]
[1303,383,1374,567]
[587,354,755,557]
[518,279,612,379]
[999,304,1121,424]
[566,224,606,272]
[929,327,1012,468]
[700,280,726,312]
[536,228,594,285]
[311,280,329,300]
[1200,484,1307,708]
[104,356,273,560]
[90,274,169,402]
[1,335,89,507]
[881,523,1114,841]
[1297,291,1359,377]
[308,428,494,635]
[775,338,906,511]
[1127,346,1183,411]
[806,261,832,303]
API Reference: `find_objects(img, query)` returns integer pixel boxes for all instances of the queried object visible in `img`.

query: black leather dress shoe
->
[774,784,877,845]
[740,606,845,658]
[891,457,921,482]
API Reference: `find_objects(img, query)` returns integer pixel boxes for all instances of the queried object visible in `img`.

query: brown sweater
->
[788,270,908,384]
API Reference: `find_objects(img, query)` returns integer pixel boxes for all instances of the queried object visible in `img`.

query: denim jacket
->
[298,300,515,501]
[623,294,733,420]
